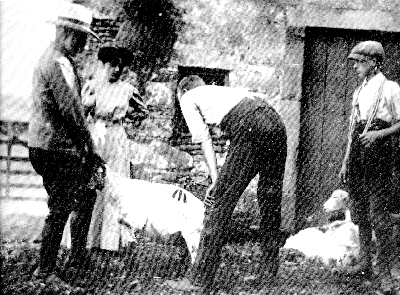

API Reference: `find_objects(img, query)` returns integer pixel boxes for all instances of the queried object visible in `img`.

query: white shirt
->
[82,78,135,121]
[179,85,253,143]
[353,73,400,122]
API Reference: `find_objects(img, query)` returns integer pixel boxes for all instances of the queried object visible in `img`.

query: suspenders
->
[344,78,387,164]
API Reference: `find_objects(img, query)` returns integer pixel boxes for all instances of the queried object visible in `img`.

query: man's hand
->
[359,130,383,147]
[204,183,215,208]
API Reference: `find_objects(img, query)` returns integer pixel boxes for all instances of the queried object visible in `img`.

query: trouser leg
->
[69,189,97,265]
[374,224,393,275]
[347,130,373,276]
[189,142,258,288]
[348,180,374,276]
[356,220,373,275]
[29,148,92,273]
[370,185,395,292]
[258,178,285,275]
[370,185,394,276]
[348,121,394,281]
[39,209,71,272]
[257,135,286,276]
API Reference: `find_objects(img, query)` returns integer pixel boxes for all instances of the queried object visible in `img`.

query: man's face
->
[352,56,376,79]
[66,30,88,56]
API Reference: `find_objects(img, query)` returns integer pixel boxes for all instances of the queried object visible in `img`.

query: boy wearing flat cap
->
[28,3,104,283]
[339,40,400,293]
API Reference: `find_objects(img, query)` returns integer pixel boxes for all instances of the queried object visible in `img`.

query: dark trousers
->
[348,120,394,272]
[29,147,97,273]
[189,97,287,287]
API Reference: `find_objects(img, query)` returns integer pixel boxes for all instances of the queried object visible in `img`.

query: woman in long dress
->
[82,46,148,251]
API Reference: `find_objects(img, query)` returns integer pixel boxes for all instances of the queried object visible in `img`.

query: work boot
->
[32,267,68,285]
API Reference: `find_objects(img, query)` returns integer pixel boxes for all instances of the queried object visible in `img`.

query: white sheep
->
[284,189,359,268]
[62,165,205,264]
[322,189,360,268]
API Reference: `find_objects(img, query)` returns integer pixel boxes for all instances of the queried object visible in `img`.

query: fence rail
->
[0,121,47,200]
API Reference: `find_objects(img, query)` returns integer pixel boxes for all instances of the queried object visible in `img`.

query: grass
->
[1,200,400,294]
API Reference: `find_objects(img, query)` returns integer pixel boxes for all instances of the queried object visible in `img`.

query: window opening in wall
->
[171,66,230,142]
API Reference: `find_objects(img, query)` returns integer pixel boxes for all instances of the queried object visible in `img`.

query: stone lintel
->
[287,5,400,32]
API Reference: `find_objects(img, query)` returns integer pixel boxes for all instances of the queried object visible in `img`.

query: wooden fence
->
[0,121,47,200]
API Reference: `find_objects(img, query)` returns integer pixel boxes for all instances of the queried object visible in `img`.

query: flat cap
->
[348,40,385,61]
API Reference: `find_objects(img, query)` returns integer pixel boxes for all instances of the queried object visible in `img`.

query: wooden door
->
[296,28,400,230]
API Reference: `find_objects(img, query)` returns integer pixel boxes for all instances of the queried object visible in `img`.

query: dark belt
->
[356,118,391,132]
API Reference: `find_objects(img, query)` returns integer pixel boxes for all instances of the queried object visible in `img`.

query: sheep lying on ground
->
[284,189,360,268]
[63,165,205,263]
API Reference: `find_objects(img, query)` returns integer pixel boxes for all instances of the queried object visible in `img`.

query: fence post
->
[5,123,14,199]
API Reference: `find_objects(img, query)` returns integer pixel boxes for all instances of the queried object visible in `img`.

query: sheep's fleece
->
[62,165,205,263]
[284,189,360,268]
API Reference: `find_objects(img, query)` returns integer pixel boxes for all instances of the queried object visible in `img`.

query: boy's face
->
[352,56,376,79]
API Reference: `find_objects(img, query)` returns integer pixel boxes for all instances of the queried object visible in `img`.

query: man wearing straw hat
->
[339,40,400,294]
[28,2,104,283]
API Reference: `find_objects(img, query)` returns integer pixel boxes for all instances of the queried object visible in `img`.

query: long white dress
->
[82,78,139,251]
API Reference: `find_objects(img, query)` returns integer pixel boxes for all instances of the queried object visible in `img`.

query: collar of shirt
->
[361,72,385,89]
[357,73,385,120]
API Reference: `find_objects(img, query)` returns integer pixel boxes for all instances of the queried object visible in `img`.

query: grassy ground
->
[1,195,400,295]
[2,210,400,295]
[2,238,399,295]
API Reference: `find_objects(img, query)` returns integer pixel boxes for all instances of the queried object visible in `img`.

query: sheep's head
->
[323,189,349,212]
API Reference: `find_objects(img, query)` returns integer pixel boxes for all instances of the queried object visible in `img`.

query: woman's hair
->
[98,46,131,67]
[178,75,206,92]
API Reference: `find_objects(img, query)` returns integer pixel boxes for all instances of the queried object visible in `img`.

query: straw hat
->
[48,3,100,40]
